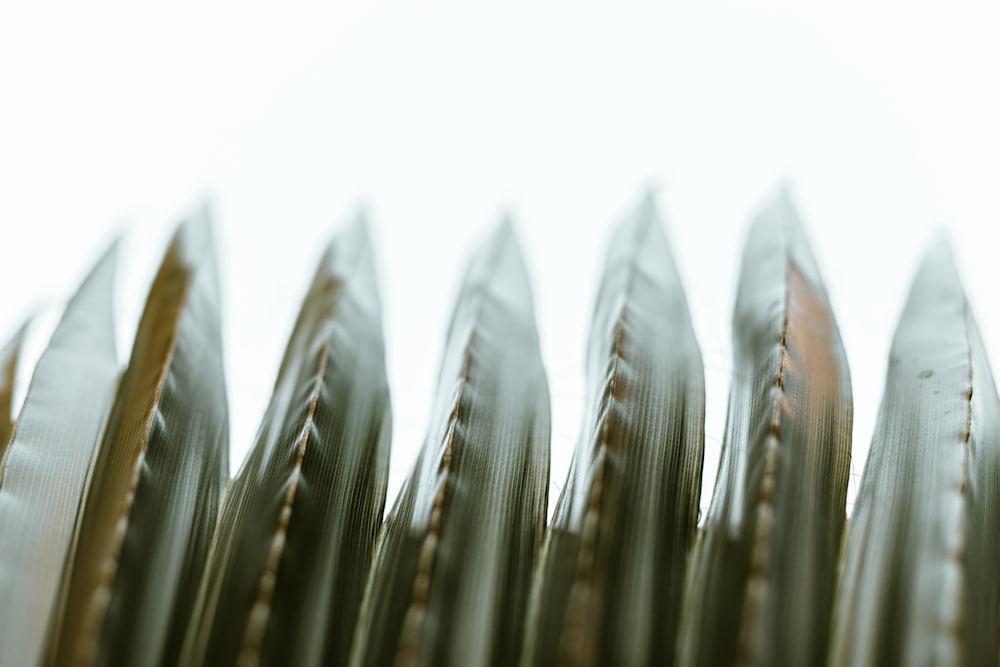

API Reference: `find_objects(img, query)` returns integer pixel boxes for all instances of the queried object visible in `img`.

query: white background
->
[2,1,998,518]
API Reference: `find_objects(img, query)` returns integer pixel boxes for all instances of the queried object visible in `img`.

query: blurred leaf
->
[678,192,852,666]
[0,247,119,667]
[349,222,550,667]
[47,210,229,667]
[830,241,1000,665]
[521,197,704,666]
[0,319,29,461]
[183,217,391,667]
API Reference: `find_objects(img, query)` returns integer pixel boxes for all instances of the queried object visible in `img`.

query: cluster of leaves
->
[1,195,998,666]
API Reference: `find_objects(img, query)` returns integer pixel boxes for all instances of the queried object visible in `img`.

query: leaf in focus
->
[678,192,852,666]
[829,241,1000,665]
[0,319,29,462]
[183,216,391,667]
[47,209,229,667]
[521,197,705,666]
[0,246,119,667]
[349,221,551,667]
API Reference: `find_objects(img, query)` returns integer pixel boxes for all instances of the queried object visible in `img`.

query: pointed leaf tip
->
[492,215,518,246]
[916,231,959,279]
[173,204,219,263]
[319,214,377,285]
[465,217,533,304]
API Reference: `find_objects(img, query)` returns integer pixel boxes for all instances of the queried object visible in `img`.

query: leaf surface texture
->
[678,193,853,666]
[0,248,119,667]
[830,241,1000,666]
[350,222,551,667]
[48,211,229,667]
[185,217,391,667]
[522,198,704,666]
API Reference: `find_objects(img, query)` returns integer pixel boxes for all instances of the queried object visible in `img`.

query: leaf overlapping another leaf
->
[47,210,229,667]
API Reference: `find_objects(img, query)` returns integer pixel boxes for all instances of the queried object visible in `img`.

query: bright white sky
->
[2,1,998,518]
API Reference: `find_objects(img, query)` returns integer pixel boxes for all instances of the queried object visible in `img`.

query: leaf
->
[183,216,392,667]
[677,192,853,666]
[0,319,29,462]
[520,197,704,666]
[829,241,1000,665]
[0,245,119,667]
[349,221,550,667]
[46,209,229,667]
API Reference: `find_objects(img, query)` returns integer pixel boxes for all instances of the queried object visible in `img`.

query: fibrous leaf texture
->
[184,217,391,667]
[349,221,551,667]
[521,197,704,666]
[47,210,229,667]
[830,241,1000,666]
[0,248,119,667]
[678,192,852,666]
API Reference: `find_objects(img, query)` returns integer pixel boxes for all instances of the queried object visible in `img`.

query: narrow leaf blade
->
[350,221,551,667]
[679,192,852,666]
[49,210,229,666]
[0,246,119,667]
[185,216,391,667]
[830,241,1000,665]
[522,197,705,666]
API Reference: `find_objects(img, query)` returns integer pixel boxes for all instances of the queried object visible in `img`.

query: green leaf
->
[521,197,704,666]
[183,216,391,667]
[830,240,1000,665]
[678,192,853,666]
[349,221,550,667]
[0,319,29,462]
[0,246,119,667]
[47,209,229,667]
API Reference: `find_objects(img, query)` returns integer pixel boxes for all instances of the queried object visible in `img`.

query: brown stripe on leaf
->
[678,191,852,667]
[47,209,229,667]
[182,215,391,667]
[521,195,705,666]
[349,220,550,667]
